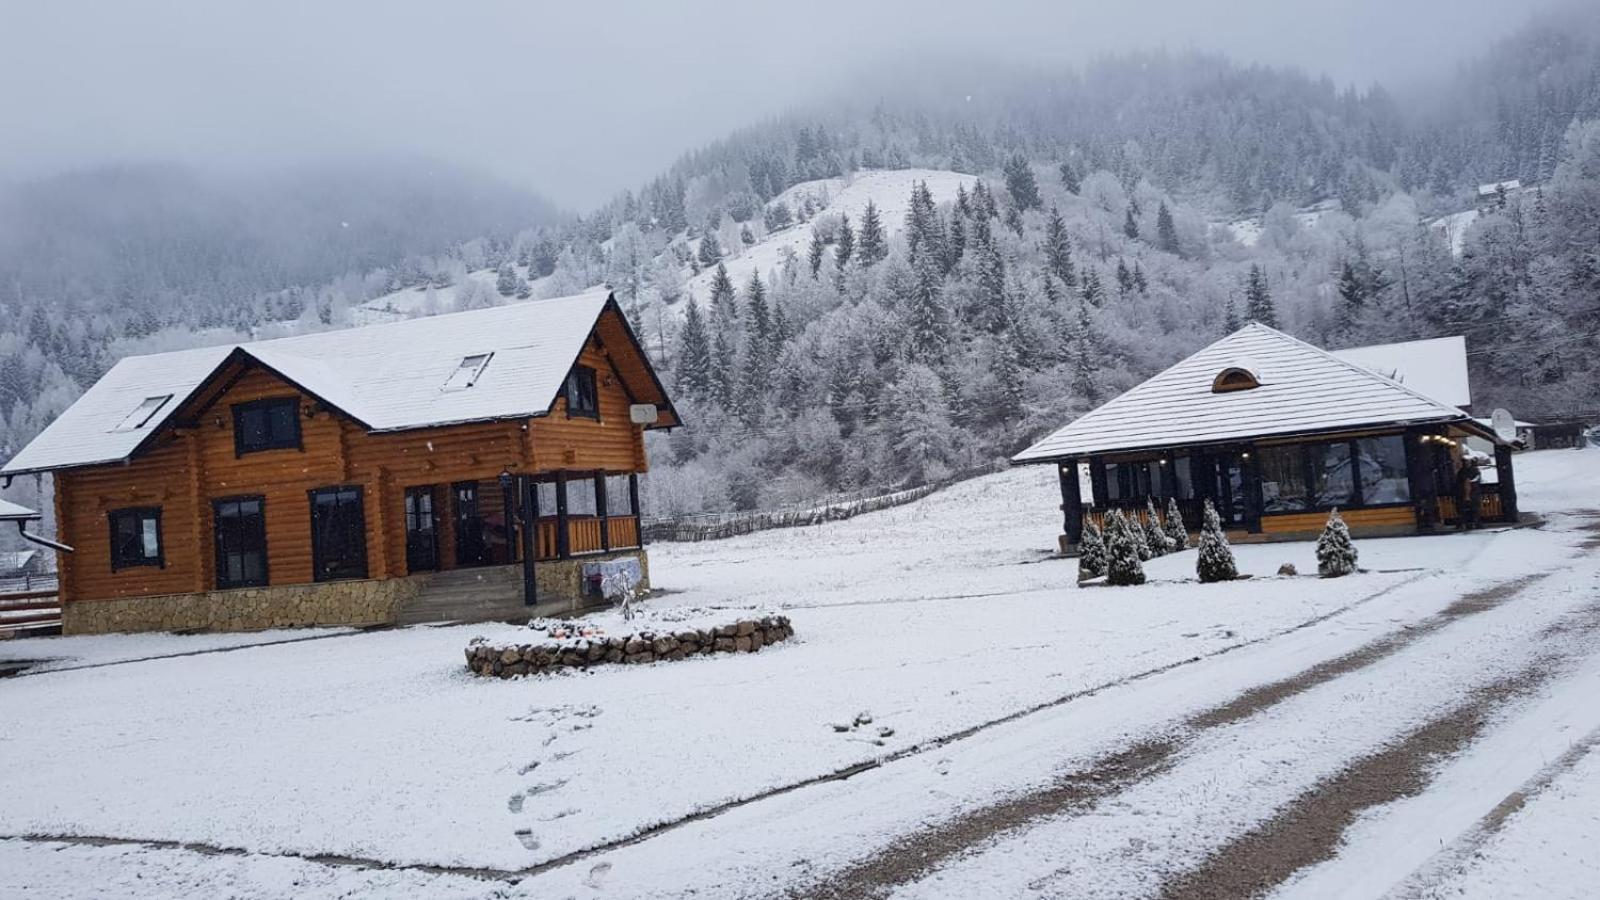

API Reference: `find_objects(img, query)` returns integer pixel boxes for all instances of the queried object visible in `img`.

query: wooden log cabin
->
[0,287,679,634]
[1012,323,1520,553]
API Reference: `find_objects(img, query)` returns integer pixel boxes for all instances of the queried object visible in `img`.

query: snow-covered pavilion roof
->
[3,288,677,476]
[1013,323,1483,463]
[1477,180,1522,197]
[0,498,39,520]
[1329,335,1471,410]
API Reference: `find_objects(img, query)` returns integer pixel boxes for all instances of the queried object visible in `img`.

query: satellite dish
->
[1490,408,1517,443]
[629,404,659,425]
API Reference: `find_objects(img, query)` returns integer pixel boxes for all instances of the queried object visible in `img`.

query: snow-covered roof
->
[3,288,675,476]
[1477,180,1522,197]
[0,499,39,520]
[1013,324,1479,463]
[1329,336,1471,409]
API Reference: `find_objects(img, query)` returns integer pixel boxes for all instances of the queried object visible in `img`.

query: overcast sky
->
[0,0,1572,209]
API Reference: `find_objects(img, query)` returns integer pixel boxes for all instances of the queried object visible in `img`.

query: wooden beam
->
[1058,460,1083,545]
[555,472,570,559]
[518,475,538,606]
[595,473,610,552]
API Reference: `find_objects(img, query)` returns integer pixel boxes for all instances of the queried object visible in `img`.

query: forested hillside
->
[0,5,1596,523]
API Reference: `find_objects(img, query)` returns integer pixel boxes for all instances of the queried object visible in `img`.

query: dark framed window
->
[310,486,367,581]
[233,397,302,455]
[1259,436,1410,513]
[214,496,268,589]
[109,507,163,570]
[565,365,599,419]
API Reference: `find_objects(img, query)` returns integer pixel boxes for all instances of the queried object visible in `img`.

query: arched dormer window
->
[1212,366,1261,393]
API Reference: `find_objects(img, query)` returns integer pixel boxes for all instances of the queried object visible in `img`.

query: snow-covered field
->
[684,168,972,302]
[2,449,1598,898]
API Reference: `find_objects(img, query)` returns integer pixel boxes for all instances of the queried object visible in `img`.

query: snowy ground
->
[2,449,1598,898]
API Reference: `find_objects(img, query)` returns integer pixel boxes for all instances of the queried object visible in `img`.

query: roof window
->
[111,394,173,432]
[442,353,493,391]
[1212,367,1261,393]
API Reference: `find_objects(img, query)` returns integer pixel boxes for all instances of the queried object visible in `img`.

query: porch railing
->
[532,514,641,560]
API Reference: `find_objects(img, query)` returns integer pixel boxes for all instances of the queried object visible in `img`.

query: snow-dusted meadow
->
[2,449,1598,898]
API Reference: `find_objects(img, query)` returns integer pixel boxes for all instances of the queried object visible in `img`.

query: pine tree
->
[745,270,771,347]
[972,180,997,219]
[1116,257,1134,296]
[1059,160,1081,194]
[709,262,738,323]
[1044,207,1077,287]
[1081,270,1105,308]
[1123,207,1140,240]
[495,263,519,297]
[858,200,886,265]
[710,326,735,409]
[905,249,949,363]
[1003,153,1042,210]
[808,230,826,278]
[1145,499,1172,557]
[1163,497,1189,550]
[698,230,724,267]
[1316,509,1359,577]
[1197,499,1239,583]
[740,223,756,246]
[1078,519,1108,581]
[1132,261,1148,294]
[1156,202,1180,255]
[1224,295,1241,332]
[1105,510,1147,586]
[1244,264,1277,327]
[1065,296,1102,406]
[675,295,712,400]
[834,213,855,270]
[1129,511,1153,561]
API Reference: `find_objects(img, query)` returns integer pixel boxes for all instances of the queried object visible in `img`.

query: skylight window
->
[441,353,493,391]
[111,394,173,432]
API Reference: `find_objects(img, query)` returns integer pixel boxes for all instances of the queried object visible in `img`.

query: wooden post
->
[555,472,570,559]
[595,473,610,552]
[1058,460,1083,546]
[518,475,537,606]
[1494,444,1519,523]
[1404,430,1436,528]
[1240,448,1263,534]
[628,473,642,546]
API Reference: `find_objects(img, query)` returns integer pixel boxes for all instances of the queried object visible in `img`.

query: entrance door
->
[453,481,490,567]
[1209,452,1248,528]
[404,486,439,573]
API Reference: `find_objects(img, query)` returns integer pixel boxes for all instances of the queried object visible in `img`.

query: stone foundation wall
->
[530,550,651,615]
[62,577,420,635]
[467,615,793,678]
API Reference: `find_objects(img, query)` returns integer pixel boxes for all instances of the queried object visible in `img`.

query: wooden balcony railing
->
[532,515,642,560]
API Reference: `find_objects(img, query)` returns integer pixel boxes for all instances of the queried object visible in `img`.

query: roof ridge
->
[1247,322,1465,417]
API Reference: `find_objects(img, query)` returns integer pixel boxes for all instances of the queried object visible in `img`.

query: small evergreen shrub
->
[1163,497,1189,550]
[1316,508,1359,577]
[1145,499,1172,557]
[1078,518,1108,581]
[1197,499,1239,583]
[1105,510,1147,586]
[1129,512,1153,561]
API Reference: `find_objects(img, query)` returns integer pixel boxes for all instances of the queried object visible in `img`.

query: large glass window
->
[214,497,267,588]
[565,365,599,419]
[310,486,367,581]
[233,398,302,455]
[1357,436,1412,504]
[109,507,163,570]
[1308,442,1357,508]
[1258,446,1309,512]
[1172,456,1195,500]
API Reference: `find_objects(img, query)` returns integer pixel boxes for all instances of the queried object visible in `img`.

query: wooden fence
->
[0,586,61,636]
[643,464,1005,543]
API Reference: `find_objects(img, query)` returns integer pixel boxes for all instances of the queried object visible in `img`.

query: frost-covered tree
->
[1145,498,1172,557]
[1123,207,1140,240]
[1244,264,1277,327]
[495,263,519,297]
[709,262,738,324]
[697,230,724,267]
[1078,518,1107,581]
[1316,508,1359,577]
[834,213,855,271]
[858,200,886,265]
[1059,159,1081,195]
[1044,206,1077,287]
[1004,153,1041,210]
[1156,202,1180,256]
[1163,497,1189,550]
[674,295,712,400]
[1197,499,1239,583]
[1129,511,1153,561]
[808,230,826,278]
[1105,510,1147,586]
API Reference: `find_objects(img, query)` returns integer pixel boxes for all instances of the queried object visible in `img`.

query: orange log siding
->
[54,319,653,607]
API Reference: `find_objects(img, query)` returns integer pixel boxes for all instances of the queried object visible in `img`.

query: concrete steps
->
[396,565,532,626]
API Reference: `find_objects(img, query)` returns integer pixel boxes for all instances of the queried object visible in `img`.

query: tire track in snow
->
[789,572,1554,900]
[0,570,1435,885]
[1155,602,1600,900]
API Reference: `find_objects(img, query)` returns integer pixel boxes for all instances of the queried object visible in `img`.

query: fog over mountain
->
[0,0,1575,207]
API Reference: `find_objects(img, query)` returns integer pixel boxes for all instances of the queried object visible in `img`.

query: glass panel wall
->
[1259,435,1411,514]
[1356,436,1411,504]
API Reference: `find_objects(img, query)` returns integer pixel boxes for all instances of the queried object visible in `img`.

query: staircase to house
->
[396,565,530,626]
